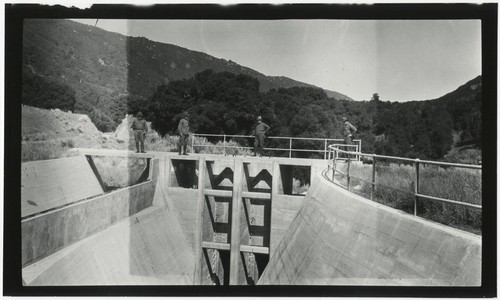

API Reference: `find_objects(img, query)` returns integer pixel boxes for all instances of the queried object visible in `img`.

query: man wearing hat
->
[343,116,357,158]
[254,116,270,157]
[130,111,148,153]
[178,111,190,155]
[343,116,357,145]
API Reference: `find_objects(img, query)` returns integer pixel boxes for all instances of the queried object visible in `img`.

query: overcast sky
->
[73,19,481,102]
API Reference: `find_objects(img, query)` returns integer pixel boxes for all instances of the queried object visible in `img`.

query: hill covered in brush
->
[143,70,481,161]
[22,19,352,131]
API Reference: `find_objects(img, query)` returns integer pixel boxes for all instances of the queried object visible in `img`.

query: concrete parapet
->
[259,175,481,286]
[22,158,159,266]
[21,156,105,218]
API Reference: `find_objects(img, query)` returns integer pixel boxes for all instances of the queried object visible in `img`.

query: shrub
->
[193,138,252,156]
[123,134,253,156]
[60,139,75,148]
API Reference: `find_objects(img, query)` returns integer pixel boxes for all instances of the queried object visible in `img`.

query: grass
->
[22,133,253,162]
[114,131,252,156]
[22,139,79,162]
[121,133,254,156]
[333,160,482,235]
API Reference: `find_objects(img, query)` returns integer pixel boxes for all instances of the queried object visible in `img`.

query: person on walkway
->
[343,116,357,159]
[130,111,148,153]
[254,116,270,157]
[178,111,190,155]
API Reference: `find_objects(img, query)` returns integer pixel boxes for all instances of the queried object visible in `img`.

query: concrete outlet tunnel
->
[21,149,481,286]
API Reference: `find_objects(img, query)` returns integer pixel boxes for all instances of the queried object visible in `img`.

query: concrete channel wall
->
[23,206,195,285]
[21,156,105,218]
[22,157,159,266]
[258,175,482,286]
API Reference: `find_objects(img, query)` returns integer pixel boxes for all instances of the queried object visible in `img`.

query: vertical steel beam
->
[324,139,327,160]
[414,159,420,216]
[371,155,376,201]
[346,157,351,190]
[223,135,226,156]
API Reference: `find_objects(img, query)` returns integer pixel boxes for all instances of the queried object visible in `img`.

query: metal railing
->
[328,145,482,215]
[191,133,361,159]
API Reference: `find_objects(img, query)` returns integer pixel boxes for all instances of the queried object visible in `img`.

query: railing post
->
[346,156,351,190]
[324,139,327,160]
[332,149,337,182]
[289,138,292,158]
[371,155,376,201]
[414,158,420,216]
[191,134,194,153]
[223,134,226,156]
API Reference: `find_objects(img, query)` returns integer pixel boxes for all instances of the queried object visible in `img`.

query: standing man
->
[178,111,190,155]
[130,111,148,153]
[254,116,270,157]
[343,116,357,158]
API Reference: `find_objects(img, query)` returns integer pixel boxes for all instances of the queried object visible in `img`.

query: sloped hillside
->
[22,105,102,141]
[21,105,119,161]
[22,19,351,131]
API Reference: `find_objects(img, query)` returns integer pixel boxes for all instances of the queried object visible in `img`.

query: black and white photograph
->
[3,2,497,297]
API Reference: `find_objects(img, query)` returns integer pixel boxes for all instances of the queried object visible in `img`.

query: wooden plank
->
[204,189,232,198]
[241,191,271,200]
[201,241,231,251]
[229,159,243,285]
[239,245,269,255]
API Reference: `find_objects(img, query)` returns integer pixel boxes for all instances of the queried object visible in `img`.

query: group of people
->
[130,112,357,156]
[130,111,191,155]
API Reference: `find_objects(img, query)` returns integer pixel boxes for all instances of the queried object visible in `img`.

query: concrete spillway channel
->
[21,149,481,286]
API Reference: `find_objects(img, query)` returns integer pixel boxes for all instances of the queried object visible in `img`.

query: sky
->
[73,19,481,102]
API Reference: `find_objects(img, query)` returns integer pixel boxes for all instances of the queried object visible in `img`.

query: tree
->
[22,71,77,111]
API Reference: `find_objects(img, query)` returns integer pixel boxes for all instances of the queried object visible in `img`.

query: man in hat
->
[178,111,190,155]
[130,111,148,153]
[343,116,357,158]
[254,116,270,157]
[343,116,357,145]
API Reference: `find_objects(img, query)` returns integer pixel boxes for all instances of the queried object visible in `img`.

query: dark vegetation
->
[144,70,481,161]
